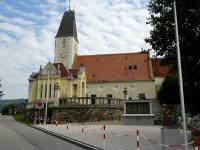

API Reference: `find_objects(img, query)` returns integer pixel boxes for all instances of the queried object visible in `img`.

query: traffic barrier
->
[36,123,197,150]
[66,124,69,130]
[103,124,106,149]
[81,123,84,141]
[136,129,140,150]
[140,131,194,149]
[55,120,58,127]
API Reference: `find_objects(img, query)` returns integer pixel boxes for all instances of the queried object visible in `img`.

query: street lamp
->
[44,69,49,125]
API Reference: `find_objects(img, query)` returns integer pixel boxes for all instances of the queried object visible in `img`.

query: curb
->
[30,125,103,150]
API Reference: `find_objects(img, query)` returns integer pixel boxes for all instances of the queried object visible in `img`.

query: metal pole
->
[44,69,49,125]
[173,2,188,150]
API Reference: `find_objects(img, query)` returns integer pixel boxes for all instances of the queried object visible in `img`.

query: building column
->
[54,81,60,106]
[37,80,41,100]
[124,102,127,114]
[42,80,46,100]
[77,81,82,97]
[51,80,54,100]
[67,80,73,97]
[150,101,153,114]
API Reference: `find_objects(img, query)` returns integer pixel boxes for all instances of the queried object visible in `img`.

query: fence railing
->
[59,97,124,107]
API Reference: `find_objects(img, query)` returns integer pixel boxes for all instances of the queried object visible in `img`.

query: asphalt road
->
[0,115,85,150]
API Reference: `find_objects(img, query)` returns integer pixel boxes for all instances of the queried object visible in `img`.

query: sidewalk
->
[35,123,194,150]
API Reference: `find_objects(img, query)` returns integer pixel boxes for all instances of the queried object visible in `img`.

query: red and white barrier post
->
[136,129,140,150]
[194,136,200,150]
[81,122,84,141]
[55,120,58,127]
[103,124,106,149]
[55,120,58,132]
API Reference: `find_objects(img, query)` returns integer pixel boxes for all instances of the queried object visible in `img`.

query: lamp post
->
[44,69,49,125]
[173,2,188,150]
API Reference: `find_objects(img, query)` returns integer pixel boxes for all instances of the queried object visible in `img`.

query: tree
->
[0,79,4,99]
[1,104,17,115]
[145,0,200,114]
[157,74,179,104]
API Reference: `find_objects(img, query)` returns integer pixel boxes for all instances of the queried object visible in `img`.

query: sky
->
[0,0,151,99]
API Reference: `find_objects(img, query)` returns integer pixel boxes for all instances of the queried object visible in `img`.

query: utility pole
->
[44,69,49,125]
[173,2,188,150]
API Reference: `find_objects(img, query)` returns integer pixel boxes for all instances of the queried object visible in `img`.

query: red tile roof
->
[53,63,69,77]
[73,52,153,82]
[52,63,79,78]
[68,69,79,78]
[151,59,173,77]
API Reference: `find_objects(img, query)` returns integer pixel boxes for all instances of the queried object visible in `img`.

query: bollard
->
[194,136,200,150]
[55,120,58,127]
[55,120,58,132]
[136,129,140,150]
[81,122,84,141]
[103,124,106,149]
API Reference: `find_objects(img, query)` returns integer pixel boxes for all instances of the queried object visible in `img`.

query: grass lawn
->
[13,114,32,125]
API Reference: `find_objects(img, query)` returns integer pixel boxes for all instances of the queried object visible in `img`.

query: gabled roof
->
[31,63,79,79]
[151,58,173,77]
[68,69,79,78]
[53,63,79,78]
[53,63,69,77]
[73,52,153,82]
[55,10,78,41]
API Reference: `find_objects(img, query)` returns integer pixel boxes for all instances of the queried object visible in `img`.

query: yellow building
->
[27,9,171,113]
[27,10,86,108]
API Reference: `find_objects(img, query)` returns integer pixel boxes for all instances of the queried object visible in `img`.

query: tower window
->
[129,66,132,70]
[62,39,66,48]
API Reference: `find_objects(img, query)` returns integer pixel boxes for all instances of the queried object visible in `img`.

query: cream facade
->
[87,80,156,100]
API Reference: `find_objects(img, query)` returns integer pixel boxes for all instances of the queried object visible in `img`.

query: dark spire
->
[55,10,78,42]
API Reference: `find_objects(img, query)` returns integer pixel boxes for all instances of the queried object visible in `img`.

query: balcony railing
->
[26,97,124,109]
[59,97,124,108]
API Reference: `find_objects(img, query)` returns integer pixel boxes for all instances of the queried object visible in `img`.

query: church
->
[27,9,172,111]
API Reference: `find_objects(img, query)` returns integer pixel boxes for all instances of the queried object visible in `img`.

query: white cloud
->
[0,0,151,99]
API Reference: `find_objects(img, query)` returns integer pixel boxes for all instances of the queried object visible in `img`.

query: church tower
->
[55,10,78,68]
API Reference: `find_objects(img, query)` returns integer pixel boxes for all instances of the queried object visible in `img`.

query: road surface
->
[0,115,85,150]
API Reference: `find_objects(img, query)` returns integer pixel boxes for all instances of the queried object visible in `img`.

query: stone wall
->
[26,106,123,123]
[51,106,123,123]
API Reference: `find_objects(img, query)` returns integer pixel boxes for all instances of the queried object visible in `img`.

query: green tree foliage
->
[157,74,179,104]
[146,0,200,114]
[0,79,4,99]
[1,104,17,115]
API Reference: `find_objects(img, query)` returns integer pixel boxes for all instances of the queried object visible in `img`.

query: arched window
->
[98,85,104,92]
[62,39,66,48]
[113,85,120,92]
